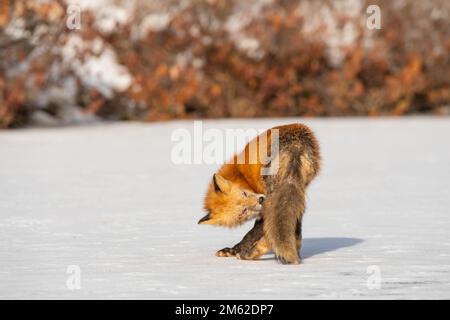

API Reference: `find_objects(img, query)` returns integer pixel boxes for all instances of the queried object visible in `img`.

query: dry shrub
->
[0,0,449,128]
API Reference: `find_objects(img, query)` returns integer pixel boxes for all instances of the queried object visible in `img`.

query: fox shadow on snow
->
[261,237,363,260]
[301,237,363,259]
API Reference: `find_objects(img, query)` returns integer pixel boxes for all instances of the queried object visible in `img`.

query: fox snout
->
[251,194,265,213]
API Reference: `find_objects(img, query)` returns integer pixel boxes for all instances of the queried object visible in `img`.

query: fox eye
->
[242,191,248,197]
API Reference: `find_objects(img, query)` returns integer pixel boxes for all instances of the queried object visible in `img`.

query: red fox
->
[198,123,321,264]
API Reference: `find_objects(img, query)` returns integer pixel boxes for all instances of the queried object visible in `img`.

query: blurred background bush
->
[0,0,449,128]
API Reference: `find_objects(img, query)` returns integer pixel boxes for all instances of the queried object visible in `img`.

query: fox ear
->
[198,212,211,224]
[213,174,231,193]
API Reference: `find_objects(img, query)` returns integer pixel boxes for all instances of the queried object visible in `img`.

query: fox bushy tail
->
[263,147,306,264]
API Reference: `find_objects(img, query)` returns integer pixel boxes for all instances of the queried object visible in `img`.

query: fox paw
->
[216,247,237,257]
[235,253,246,260]
[276,254,301,265]
[235,249,256,260]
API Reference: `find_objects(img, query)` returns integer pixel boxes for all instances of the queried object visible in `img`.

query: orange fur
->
[201,133,270,227]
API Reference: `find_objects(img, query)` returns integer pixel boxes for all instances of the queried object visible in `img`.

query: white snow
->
[62,34,132,98]
[1,118,450,299]
[140,13,171,33]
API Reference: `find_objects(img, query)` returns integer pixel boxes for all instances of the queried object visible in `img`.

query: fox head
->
[199,174,265,227]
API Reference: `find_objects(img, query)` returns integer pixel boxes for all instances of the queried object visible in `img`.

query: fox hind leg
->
[273,218,302,265]
[296,220,302,262]
[263,184,304,265]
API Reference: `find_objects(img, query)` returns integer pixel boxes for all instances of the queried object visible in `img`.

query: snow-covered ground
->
[1,118,449,299]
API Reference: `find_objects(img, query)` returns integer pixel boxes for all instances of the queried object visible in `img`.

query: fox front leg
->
[221,219,272,261]
[236,236,271,260]
[216,219,264,257]
[215,247,237,257]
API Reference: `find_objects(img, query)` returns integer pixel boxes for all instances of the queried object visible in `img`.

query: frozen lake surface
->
[1,118,449,299]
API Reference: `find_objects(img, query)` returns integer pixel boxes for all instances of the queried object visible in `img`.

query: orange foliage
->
[0,0,449,128]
